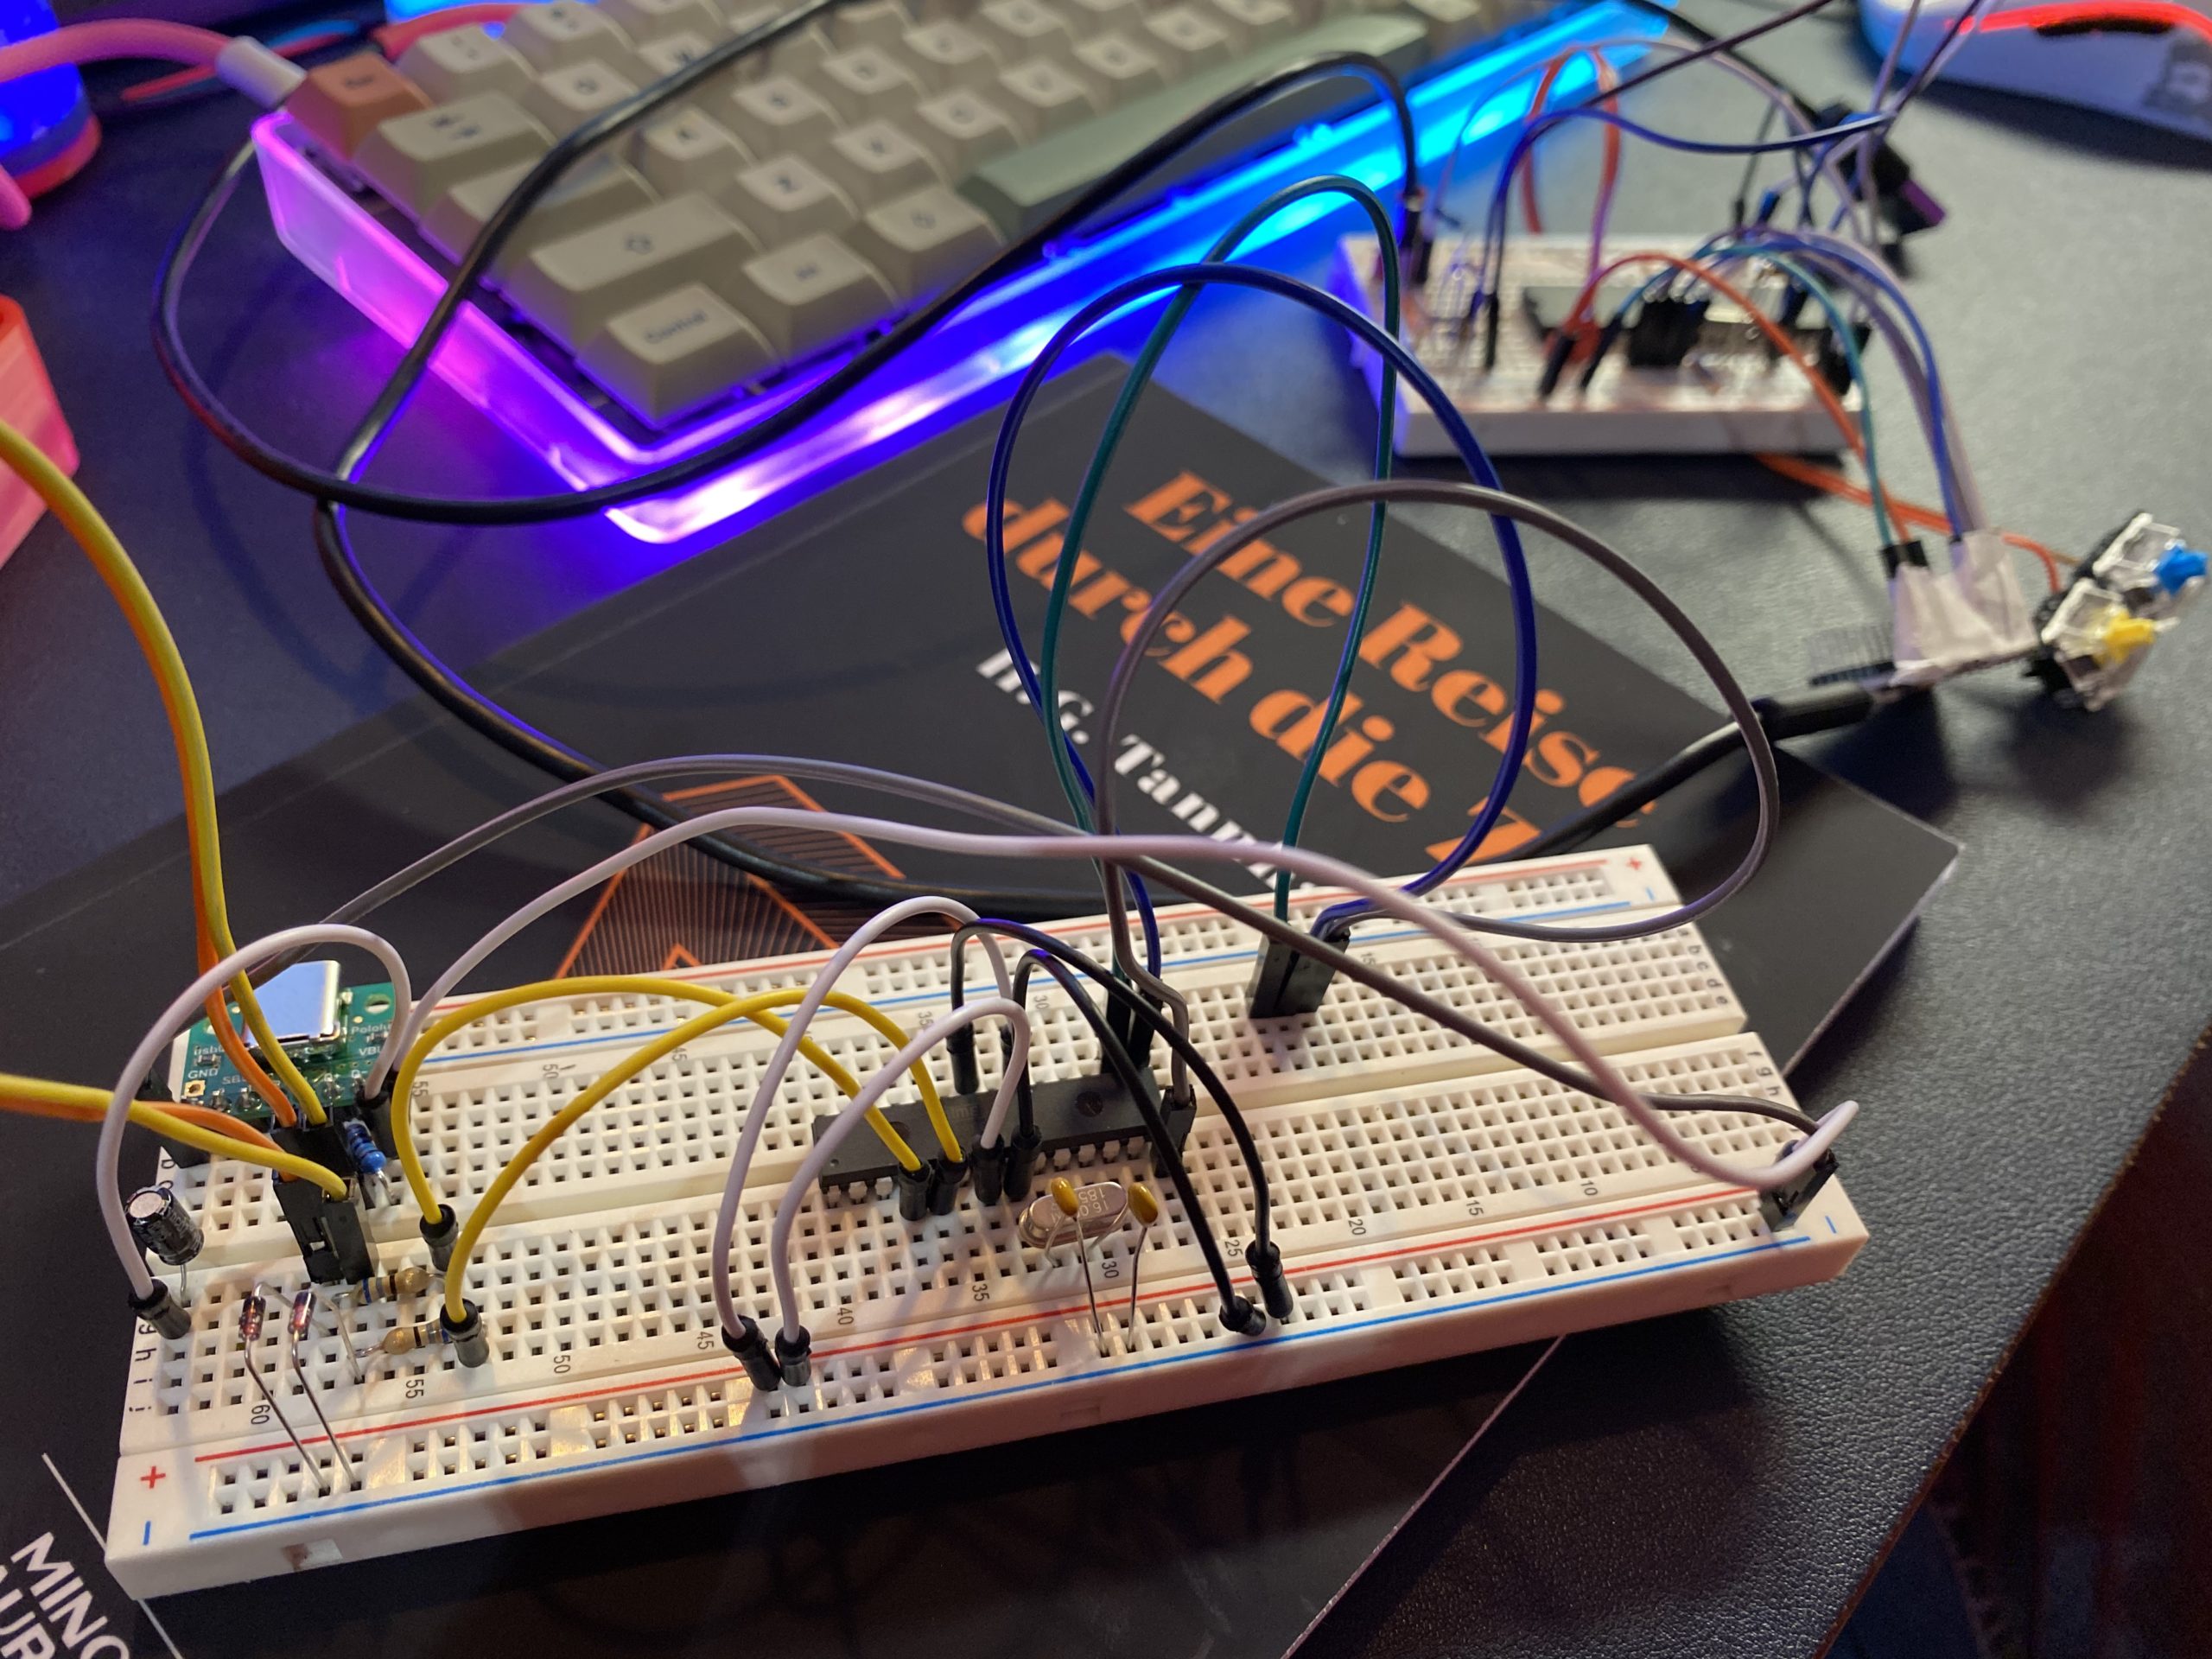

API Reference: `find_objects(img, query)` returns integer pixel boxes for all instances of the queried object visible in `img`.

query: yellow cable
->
[447,991,914,1319]
[392,976,950,1222]
[4,1072,285,1151]
[1,1074,350,1198]
[0,419,324,1127]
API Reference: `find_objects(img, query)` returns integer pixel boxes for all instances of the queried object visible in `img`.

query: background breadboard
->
[115,849,1866,1594]
[1332,234,1859,456]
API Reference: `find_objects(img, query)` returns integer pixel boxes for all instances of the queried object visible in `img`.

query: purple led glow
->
[256,2,1657,543]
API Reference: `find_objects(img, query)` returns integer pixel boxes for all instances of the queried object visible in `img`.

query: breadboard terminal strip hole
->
[132,1180,1837,1569]
[133,1034,1796,1448]
[164,895,1730,1261]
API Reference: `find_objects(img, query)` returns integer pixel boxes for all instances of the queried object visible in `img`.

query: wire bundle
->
[1,0,2093,1374]
[3,403,1852,1355]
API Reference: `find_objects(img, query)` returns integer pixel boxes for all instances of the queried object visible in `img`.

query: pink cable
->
[0,20,234,229]
[0,18,230,84]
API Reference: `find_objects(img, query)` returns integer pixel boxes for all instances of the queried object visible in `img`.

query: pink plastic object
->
[0,295,78,567]
[0,18,227,83]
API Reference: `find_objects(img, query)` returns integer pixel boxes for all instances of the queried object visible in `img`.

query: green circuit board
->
[173,980,398,1128]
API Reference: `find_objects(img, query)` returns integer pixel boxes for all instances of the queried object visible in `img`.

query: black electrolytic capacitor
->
[125,1185,203,1267]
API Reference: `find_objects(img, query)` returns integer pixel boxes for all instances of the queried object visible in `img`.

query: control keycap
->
[581,283,773,422]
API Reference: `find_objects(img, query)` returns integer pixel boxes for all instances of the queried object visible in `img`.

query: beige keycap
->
[723,6,827,77]
[725,74,841,155]
[580,283,772,422]
[815,46,924,122]
[1070,32,1169,99]
[525,60,641,137]
[972,0,1078,59]
[602,0,722,42]
[847,183,1001,299]
[1398,0,1491,48]
[900,22,1002,92]
[768,21,836,75]
[828,0,914,48]
[1141,7,1235,72]
[1205,0,1300,47]
[504,0,638,75]
[287,53,431,158]
[1064,0,1147,30]
[630,106,753,196]
[422,154,657,271]
[910,89,1020,174]
[394,26,533,105]
[505,192,761,350]
[355,93,553,217]
[818,119,942,206]
[993,57,1100,138]
[634,29,726,84]
[725,153,858,246]
[731,232,894,359]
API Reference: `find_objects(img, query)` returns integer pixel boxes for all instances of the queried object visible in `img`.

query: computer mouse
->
[1859,0,2212,139]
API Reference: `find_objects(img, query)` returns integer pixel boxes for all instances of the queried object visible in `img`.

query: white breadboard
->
[115,848,1864,1595]
[1332,234,1859,457]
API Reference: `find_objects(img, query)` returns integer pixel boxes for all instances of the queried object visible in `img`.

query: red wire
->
[371,3,523,58]
[1559,250,1906,532]
[1974,0,2212,37]
[119,27,352,102]
[1756,454,2069,591]
[1518,48,1624,243]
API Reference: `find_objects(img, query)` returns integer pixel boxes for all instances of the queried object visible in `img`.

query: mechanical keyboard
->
[257,0,1655,537]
